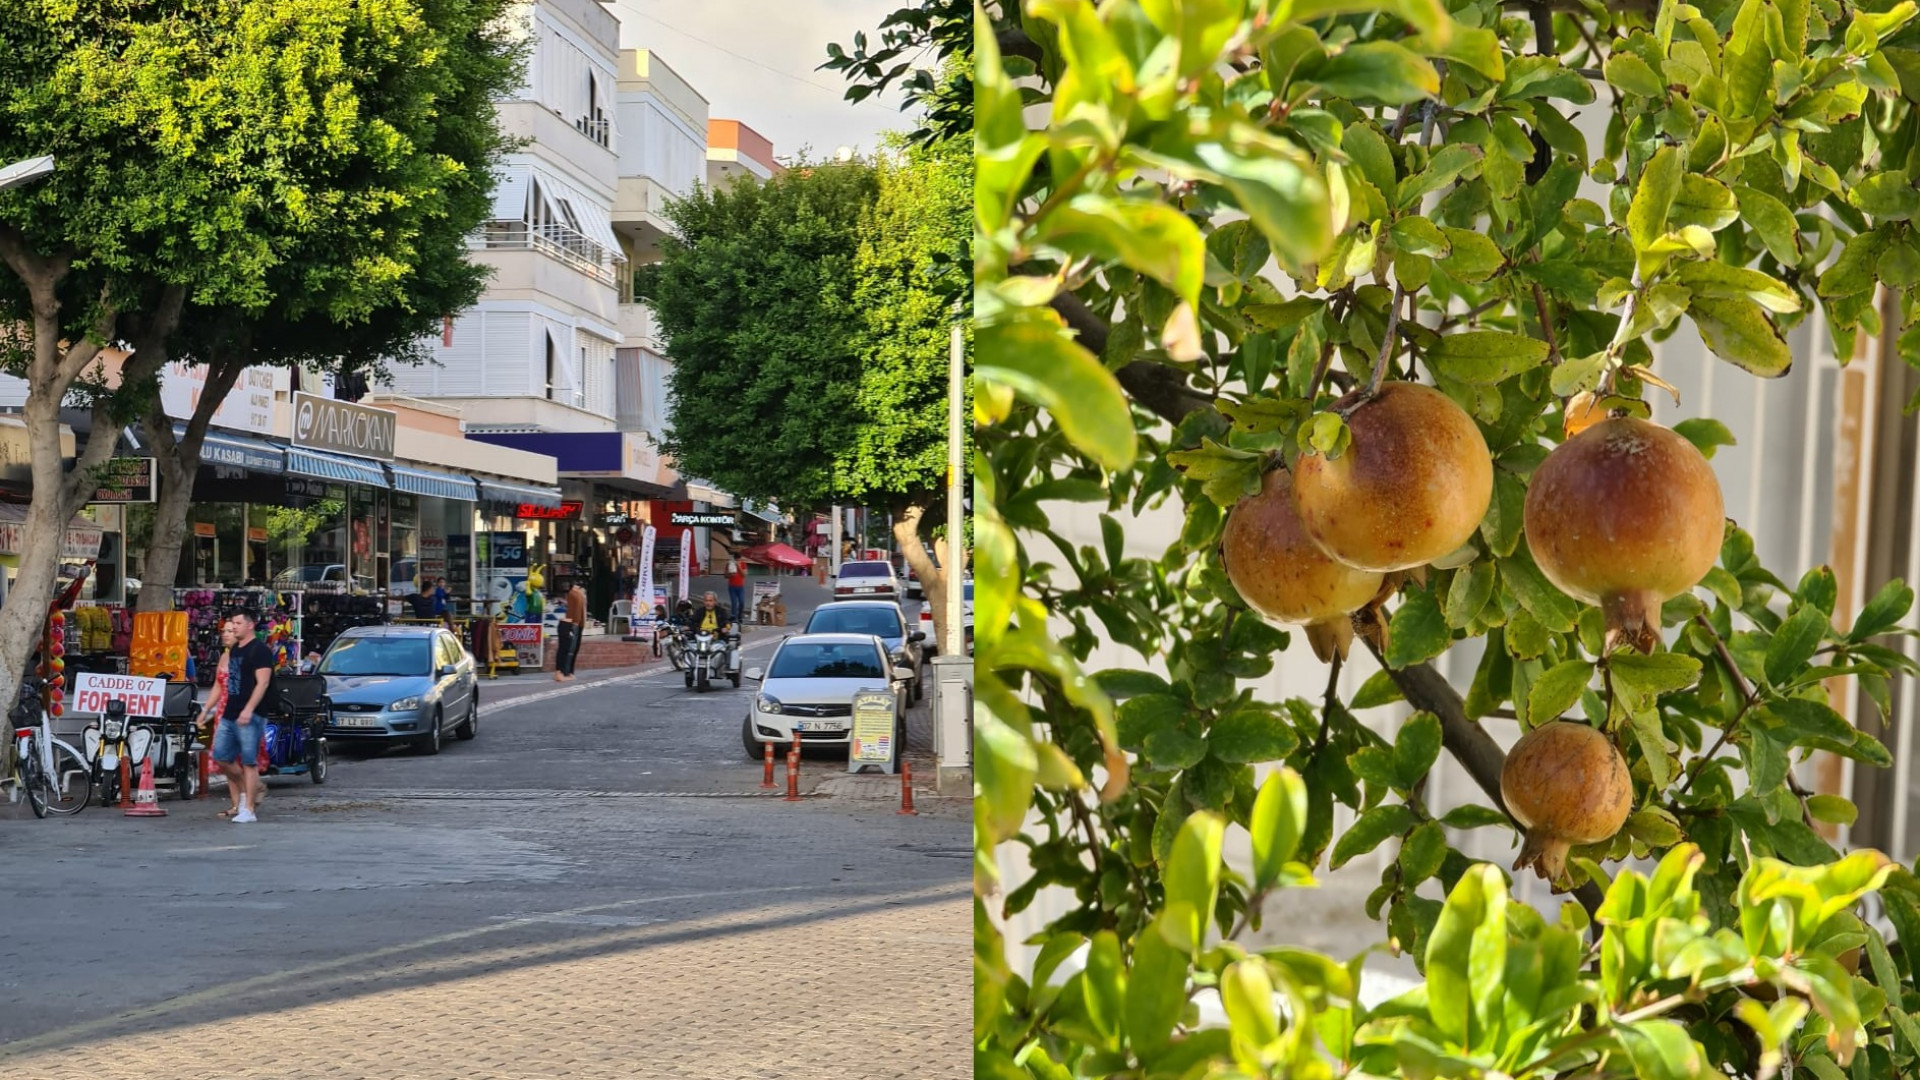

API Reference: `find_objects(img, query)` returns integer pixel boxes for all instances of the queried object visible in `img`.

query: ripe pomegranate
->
[1222,468,1385,662]
[1292,382,1493,572]
[1524,417,1724,654]
[1501,721,1633,885]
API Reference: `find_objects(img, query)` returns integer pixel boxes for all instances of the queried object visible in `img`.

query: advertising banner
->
[677,530,692,604]
[635,524,657,622]
[88,457,156,504]
[848,689,898,774]
[72,673,167,718]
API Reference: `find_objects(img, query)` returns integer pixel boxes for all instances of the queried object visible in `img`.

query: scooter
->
[683,629,743,692]
[82,699,153,807]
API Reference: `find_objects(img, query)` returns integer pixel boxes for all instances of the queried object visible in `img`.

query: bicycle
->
[5,679,93,816]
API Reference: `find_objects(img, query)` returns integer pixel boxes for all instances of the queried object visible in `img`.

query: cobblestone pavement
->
[0,588,969,1078]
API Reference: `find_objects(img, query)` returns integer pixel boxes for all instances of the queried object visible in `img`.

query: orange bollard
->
[196,748,211,799]
[761,741,776,789]
[898,760,917,815]
[784,749,802,802]
[790,730,801,761]
[117,756,133,809]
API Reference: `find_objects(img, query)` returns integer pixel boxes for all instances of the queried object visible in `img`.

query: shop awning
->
[286,447,390,488]
[740,500,784,525]
[386,462,478,502]
[741,542,812,570]
[174,423,285,474]
[476,478,563,509]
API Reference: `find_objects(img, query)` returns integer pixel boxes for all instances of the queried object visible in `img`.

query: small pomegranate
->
[1292,382,1493,572]
[1524,417,1724,654]
[1501,721,1634,885]
[1222,469,1385,662]
[1562,391,1607,437]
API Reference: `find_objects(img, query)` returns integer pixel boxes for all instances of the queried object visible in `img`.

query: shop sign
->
[73,673,167,718]
[498,623,543,647]
[601,511,633,527]
[848,689,898,773]
[193,522,216,538]
[161,362,280,436]
[515,500,583,521]
[669,511,735,528]
[87,457,156,504]
[283,476,341,500]
[291,391,396,461]
[247,527,268,542]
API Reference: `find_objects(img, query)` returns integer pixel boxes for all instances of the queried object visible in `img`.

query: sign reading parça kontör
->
[292,391,396,460]
[669,511,736,528]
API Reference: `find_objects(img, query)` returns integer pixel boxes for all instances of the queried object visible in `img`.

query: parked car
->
[918,578,974,656]
[275,564,348,586]
[833,559,900,600]
[740,633,915,760]
[905,551,939,599]
[319,625,478,755]
[803,600,929,703]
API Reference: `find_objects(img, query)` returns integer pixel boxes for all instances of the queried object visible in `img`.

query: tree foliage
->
[821,0,973,147]
[973,0,1920,1076]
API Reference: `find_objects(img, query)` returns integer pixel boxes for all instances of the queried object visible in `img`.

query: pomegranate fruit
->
[1292,382,1493,572]
[1562,391,1607,437]
[1524,417,1724,654]
[1222,468,1385,662]
[1501,721,1633,885]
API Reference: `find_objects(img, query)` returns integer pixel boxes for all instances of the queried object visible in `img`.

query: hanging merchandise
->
[300,592,385,657]
[131,611,191,679]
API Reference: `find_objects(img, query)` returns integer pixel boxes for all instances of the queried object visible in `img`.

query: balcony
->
[575,115,610,149]
[613,176,678,260]
[474,221,623,287]
[619,302,662,350]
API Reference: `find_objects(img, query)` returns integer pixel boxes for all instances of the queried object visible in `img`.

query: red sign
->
[515,501,583,521]
[498,623,544,646]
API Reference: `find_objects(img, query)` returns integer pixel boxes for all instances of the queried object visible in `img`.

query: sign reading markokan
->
[292,391,396,461]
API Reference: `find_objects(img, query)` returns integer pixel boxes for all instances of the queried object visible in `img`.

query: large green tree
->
[974,0,1920,1076]
[131,0,519,612]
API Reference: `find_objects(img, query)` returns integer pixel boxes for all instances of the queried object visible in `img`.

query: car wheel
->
[174,757,198,801]
[416,709,443,756]
[742,715,765,761]
[456,694,479,740]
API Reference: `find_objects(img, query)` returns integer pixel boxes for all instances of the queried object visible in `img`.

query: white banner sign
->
[73,673,167,718]
[678,530,692,603]
[159,362,281,435]
[636,524,656,612]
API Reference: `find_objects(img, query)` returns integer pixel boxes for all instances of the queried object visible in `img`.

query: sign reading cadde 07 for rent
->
[72,673,167,718]
[292,391,396,460]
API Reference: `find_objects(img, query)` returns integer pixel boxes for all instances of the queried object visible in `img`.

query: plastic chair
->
[609,600,633,636]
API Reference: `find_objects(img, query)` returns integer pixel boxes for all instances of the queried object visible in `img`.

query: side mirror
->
[908,631,927,643]
[438,664,457,678]
[745,667,765,681]
[892,665,917,683]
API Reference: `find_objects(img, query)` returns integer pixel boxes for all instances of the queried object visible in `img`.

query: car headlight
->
[389,696,422,712]
[756,695,783,714]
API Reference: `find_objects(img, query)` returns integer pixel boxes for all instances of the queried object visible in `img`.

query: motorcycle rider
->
[695,590,734,673]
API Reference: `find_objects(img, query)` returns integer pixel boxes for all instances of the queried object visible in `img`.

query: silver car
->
[320,626,479,755]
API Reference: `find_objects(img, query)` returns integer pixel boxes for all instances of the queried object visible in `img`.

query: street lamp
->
[0,156,54,191]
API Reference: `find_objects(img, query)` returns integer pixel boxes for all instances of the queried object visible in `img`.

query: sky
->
[604,0,921,160]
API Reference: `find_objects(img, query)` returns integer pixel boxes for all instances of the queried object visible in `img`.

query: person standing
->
[725,557,747,625]
[212,610,273,823]
[431,577,449,617]
[196,619,238,818]
[555,576,587,682]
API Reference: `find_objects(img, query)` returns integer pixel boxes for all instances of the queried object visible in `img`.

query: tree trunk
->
[137,351,243,611]
[894,501,947,652]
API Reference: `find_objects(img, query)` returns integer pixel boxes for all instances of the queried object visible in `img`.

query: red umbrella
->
[742,542,813,570]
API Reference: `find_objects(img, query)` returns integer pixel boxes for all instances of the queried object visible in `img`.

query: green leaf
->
[1529,659,1595,726]
[1330,804,1415,869]
[1168,438,1265,505]
[1169,132,1334,273]
[1551,351,1611,397]
[978,311,1138,470]
[1220,960,1282,1057]
[1387,586,1451,669]
[1144,726,1208,769]
[1425,864,1507,1049]
[1042,195,1205,306]
[1436,228,1505,283]
[1502,548,1579,632]
[1672,417,1737,459]
[1343,124,1399,206]
[1117,693,1187,748]
[1300,411,1352,459]
[1670,174,1740,233]
[1209,705,1301,763]
[1751,698,1854,744]
[1628,145,1684,254]
[1807,794,1858,827]
[1441,804,1513,829]
[1446,560,1497,627]
[977,713,1038,844]
[1125,913,1191,1058]
[1605,52,1668,97]
[1766,604,1832,686]
[1413,25,1505,81]
[1609,652,1703,700]
[1301,41,1440,104]
[1689,296,1793,378]
[1817,229,1889,298]
[1389,215,1450,257]
[1394,712,1443,787]
[1250,768,1309,890]
[1626,805,1686,846]
[1164,811,1225,946]
[1425,331,1550,384]
[1398,144,1484,210]
[1351,669,1405,709]
[1850,170,1920,222]
[1289,0,1452,39]
[1733,185,1802,266]
[1850,579,1914,641]
[1674,260,1799,314]
[1618,1019,1707,1080]
[1400,820,1448,884]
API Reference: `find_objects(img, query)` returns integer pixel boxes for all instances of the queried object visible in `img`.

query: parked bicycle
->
[5,677,92,816]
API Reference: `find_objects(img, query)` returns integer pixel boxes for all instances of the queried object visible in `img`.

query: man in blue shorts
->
[213,610,274,823]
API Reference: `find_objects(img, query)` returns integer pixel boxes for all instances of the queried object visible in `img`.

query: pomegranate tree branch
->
[1050,293,1215,420]
[1685,613,1816,828]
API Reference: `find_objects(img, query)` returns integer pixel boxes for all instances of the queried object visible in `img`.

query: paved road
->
[0,610,969,1078]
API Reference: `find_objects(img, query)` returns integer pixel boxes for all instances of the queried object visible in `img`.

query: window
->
[769,643,886,680]
[321,636,432,677]
[806,607,903,640]
[838,562,890,579]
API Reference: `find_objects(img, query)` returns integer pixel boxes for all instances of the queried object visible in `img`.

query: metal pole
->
[829,503,843,578]
[946,323,965,657]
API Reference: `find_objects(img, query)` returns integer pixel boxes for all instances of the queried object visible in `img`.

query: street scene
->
[0,0,970,1075]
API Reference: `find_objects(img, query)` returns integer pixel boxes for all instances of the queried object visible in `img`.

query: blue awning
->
[476,478,562,509]
[175,423,284,474]
[286,447,390,488]
[386,463,478,501]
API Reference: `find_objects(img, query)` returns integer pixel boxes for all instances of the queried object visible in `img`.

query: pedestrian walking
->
[725,557,746,624]
[212,610,273,823]
[195,620,239,818]
[555,576,587,682]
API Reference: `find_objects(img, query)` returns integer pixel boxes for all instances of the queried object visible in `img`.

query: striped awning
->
[476,479,563,509]
[174,423,284,474]
[386,463,478,502]
[286,447,390,488]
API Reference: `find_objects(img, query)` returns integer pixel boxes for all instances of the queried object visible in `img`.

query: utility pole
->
[945,322,965,657]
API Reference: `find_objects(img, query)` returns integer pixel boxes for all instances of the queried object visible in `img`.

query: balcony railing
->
[575,115,610,148]
[474,221,623,285]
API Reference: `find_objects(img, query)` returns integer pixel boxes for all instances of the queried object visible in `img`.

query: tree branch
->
[1050,293,1215,422]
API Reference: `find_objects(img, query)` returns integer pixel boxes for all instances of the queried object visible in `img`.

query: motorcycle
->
[682,628,743,692]
[664,624,688,671]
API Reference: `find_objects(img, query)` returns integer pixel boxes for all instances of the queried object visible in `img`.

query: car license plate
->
[856,586,877,593]
[332,715,381,728]
[793,721,846,732]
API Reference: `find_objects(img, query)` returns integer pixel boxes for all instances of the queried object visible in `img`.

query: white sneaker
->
[232,809,257,823]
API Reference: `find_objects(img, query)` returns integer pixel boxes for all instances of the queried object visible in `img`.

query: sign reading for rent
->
[72,673,168,718]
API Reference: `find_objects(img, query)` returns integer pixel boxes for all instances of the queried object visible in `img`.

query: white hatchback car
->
[741,633,915,759]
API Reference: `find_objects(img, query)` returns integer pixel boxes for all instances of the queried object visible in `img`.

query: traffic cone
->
[125,754,167,817]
